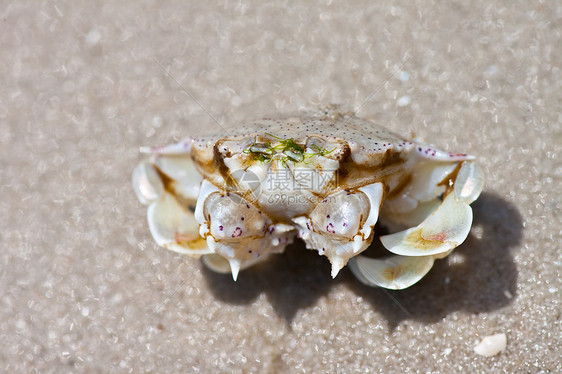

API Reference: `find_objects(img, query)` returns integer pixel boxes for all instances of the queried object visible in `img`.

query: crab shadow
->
[201,240,338,323]
[202,192,521,327]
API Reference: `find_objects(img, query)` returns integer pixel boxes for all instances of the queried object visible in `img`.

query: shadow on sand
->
[202,192,522,327]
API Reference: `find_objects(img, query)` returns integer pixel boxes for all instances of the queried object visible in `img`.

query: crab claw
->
[348,254,435,290]
[293,182,384,278]
[195,180,296,280]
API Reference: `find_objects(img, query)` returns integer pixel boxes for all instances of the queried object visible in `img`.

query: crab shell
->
[132,112,484,290]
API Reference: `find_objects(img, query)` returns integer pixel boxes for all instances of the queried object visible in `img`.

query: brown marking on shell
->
[335,143,353,182]
[378,148,405,170]
[188,142,232,190]
[152,162,194,208]
[336,148,407,190]
[153,163,174,193]
[191,146,218,179]
[438,161,464,196]
[387,173,413,200]
[213,143,232,185]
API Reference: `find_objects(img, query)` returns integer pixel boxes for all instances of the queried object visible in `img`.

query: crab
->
[132,109,484,290]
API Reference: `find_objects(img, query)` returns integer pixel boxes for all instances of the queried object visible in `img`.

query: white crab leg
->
[383,162,458,214]
[454,161,484,204]
[380,192,472,257]
[348,254,435,290]
[152,155,203,202]
[405,162,458,204]
[202,253,238,275]
[132,160,164,205]
[147,192,211,255]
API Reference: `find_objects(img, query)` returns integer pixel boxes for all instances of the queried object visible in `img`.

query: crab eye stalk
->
[284,149,304,163]
[249,143,272,154]
[244,142,273,162]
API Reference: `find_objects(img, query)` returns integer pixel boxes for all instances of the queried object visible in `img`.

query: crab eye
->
[284,149,304,162]
[244,142,273,162]
[249,143,272,154]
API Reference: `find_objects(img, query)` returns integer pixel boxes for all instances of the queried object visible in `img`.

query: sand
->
[1,1,560,372]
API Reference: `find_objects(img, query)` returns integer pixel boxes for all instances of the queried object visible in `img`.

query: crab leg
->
[203,231,296,281]
[147,191,211,255]
[348,254,435,290]
[379,161,483,257]
[381,198,442,229]
[453,161,484,204]
[133,157,210,255]
[132,160,164,205]
[380,191,472,257]
[150,154,203,202]
[347,161,484,289]
[382,161,459,214]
